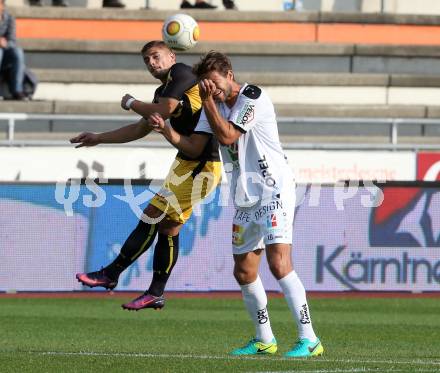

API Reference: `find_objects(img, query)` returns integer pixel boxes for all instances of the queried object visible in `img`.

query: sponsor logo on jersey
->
[226,142,239,168]
[258,155,276,187]
[266,213,278,228]
[235,209,251,222]
[232,224,245,246]
[254,200,283,220]
[236,102,255,126]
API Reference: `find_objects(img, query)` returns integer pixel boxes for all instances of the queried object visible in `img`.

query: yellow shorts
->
[150,157,222,224]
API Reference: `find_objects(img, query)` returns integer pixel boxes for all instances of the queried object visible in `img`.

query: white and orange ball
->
[162,14,200,51]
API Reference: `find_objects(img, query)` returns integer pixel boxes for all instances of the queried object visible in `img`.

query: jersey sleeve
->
[194,109,213,135]
[161,63,198,100]
[228,85,262,133]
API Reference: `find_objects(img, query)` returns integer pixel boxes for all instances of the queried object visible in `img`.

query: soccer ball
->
[162,14,200,51]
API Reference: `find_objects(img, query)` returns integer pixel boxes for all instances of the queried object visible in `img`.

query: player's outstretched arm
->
[122,94,179,120]
[69,118,152,148]
[150,112,208,159]
[69,131,100,148]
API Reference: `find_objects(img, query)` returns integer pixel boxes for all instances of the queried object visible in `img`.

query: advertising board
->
[1,181,438,292]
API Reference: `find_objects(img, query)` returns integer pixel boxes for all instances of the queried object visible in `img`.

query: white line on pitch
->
[8,350,439,367]
[254,369,440,373]
[255,369,386,373]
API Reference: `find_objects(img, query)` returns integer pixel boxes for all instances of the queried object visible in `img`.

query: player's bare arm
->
[70,117,153,148]
[199,79,241,146]
[149,112,208,159]
[121,94,179,121]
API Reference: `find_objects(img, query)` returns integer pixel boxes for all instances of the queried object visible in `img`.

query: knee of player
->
[233,266,258,285]
[267,258,292,280]
[157,221,182,236]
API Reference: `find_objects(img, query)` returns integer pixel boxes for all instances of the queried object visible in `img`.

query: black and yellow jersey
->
[153,63,220,162]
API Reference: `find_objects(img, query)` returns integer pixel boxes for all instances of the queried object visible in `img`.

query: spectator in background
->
[0,0,26,100]
[223,0,236,9]
[181,0,236,9]
[103,0,125,7]
[181,0,216,9]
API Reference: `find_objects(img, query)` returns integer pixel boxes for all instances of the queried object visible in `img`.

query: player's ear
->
[227,70,234,81]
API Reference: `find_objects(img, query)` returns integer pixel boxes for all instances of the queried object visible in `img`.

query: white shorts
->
[231,194,295,255]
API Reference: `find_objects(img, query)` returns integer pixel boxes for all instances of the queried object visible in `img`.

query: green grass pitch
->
[0,295,439,372]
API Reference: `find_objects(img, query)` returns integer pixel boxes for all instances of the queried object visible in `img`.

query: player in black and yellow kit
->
[71,41,221,310]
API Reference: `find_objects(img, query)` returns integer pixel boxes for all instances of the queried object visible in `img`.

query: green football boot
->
[284,338,323,358]
[230,338,277,356]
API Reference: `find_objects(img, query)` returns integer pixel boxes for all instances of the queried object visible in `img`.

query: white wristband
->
[125,97,136,109]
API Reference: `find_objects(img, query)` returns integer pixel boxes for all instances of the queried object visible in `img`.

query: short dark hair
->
[141,40,173,55]
[192,51,233,79]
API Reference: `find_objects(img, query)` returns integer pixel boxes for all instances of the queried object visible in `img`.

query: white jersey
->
[195,83,294,207]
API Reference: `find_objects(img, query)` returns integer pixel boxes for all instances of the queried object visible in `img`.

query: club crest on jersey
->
[226,142,239,167]
[266,214,278,228]
[232,224,245,246]
[236,102,255,126]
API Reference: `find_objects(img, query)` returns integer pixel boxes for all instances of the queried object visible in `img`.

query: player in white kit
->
[149,51,323,357]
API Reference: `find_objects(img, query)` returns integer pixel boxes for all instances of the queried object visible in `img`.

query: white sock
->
[278,270,317,341]
[240,276,275,343]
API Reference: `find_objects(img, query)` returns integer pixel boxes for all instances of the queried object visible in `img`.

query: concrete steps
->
[5,68,440,117]
[21,39,440,76]
[0,100,435,118]
[23,69,440,107]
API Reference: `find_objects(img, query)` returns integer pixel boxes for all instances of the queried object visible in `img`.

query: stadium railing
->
[2,113,440,149]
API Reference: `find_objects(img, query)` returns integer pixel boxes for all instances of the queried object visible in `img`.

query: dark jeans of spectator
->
[0,46,25,95]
